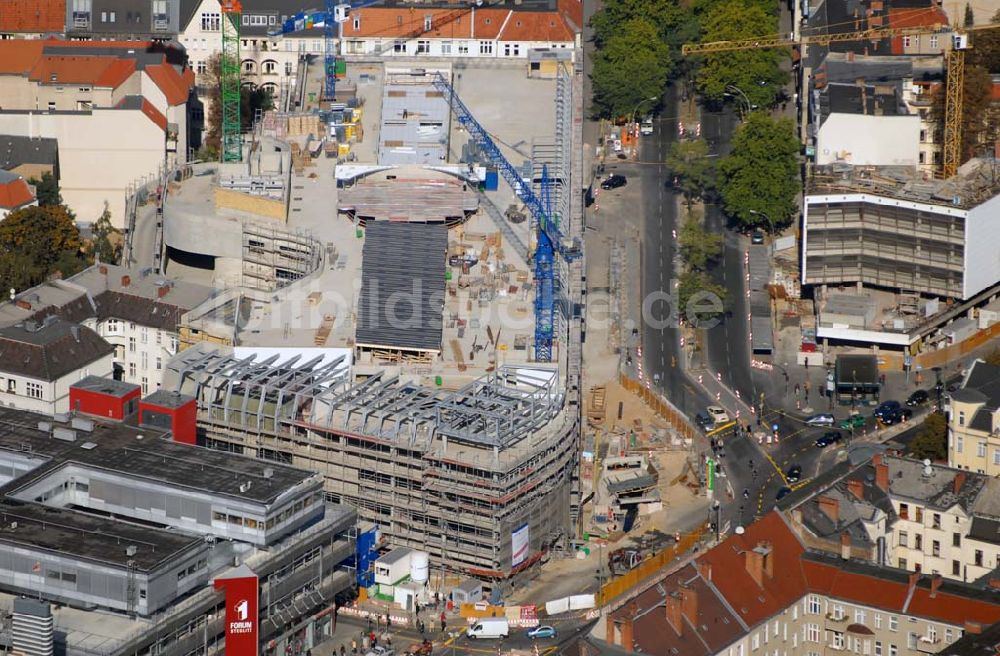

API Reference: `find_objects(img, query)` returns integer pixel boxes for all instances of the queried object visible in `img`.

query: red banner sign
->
[214,569,259,656]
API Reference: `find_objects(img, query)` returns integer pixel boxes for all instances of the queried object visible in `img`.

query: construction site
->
[151,52,586,584]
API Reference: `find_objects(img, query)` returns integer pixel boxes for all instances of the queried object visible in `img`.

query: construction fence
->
[874,320,1000,372]
[618,373,698,443]
[596,526,707,608]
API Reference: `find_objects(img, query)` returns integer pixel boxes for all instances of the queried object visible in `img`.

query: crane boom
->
[681,24,945,54]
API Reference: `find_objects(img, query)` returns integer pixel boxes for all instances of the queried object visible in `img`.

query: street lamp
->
[724,84,752,116]
[748,209,774,233]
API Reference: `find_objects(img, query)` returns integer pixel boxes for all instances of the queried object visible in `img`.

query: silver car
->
[805,413,834,426]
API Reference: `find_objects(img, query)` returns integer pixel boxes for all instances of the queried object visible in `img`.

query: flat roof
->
[71,375,141,398]
[378,73,450,166]
[0,406,315,505]
[355,221,447,353]
[141,389,195,409]
[0,498,202,572]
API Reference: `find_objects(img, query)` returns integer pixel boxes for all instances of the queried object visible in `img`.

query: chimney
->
[840,531,851,560]
[697,559,712,583]
[665,593,683,636]
[930,573,943,598]
[157,284,170,298]
[680,585,698,625]
[908,571,921,596]
[121,275,131,288]
[99,265,108,275]
[989,578,1000,590]
[14,299,31,311]
[746,542,773,587]
[847,479,865,500]
[965,621,983,635]
[954,471,967,494]
[818,495,840,522]
[873,455,890,491]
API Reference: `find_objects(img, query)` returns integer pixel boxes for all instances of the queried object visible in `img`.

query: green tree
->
[240,86,275,132]
[694,0,789,108]
[965,3,975,27]
[666,138,715,206]
[0,205,87,294]
[678,212,723,270]
[718,112,800,231]
[27,171,62,207]
[678,270,726,323]
[910,413,948,460]
[969,11,1000,73]
[590,19,672,119]
[91,203,123,265]
[590,0,700,61]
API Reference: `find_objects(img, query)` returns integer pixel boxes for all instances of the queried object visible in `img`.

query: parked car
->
[467,618,509,640]
[706,405,730,425]
[776,486,793,501]
[805,413,835,426]
[882,408,914,426]
[816,431,843,448]
[751,230,765,245]
[367,647,395,656]
[527,626,558,640]
[838,414,865,430]
[785,465,802,483]
[601,174,627,190]
[640,117,654,135]
[873,400,901,420]
[696,412,714,429]
[906,390,929,406]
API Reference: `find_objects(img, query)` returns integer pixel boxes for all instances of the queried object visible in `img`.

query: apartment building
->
[65,0,200,41]
[785,454,1000,584]
[589,512,1000,656]
[0,264,215,393]
[0,317,114,414]
[948,360,1000,475]
[0,39,196,223]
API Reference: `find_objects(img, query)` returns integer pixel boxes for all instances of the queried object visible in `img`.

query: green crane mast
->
[221,0,242,162]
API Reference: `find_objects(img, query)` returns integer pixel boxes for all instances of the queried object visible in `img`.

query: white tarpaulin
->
[569,594,596,610]
[544,598,570,616]
[511,524,530,567]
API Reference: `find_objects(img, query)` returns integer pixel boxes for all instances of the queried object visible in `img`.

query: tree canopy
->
[718,112,800,231]
[694,0,789,108]
[590,0,697,51]
[0,205,89,295]
[678,211,723,270]
[910,413,947,461]
[91,203,123,265]
[666,138,715,206]
[28,171,62,207]
[590,19,672,119]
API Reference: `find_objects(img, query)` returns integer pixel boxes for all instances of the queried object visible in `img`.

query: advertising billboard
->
[511,523,529,567]
[214,565,259,656]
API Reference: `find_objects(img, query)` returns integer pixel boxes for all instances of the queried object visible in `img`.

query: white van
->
[640,117,654,135]
[466,618,510,640]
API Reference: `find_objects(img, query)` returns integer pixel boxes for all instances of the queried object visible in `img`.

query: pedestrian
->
[794,383,800,396]
[352,640,358,656]
[386,614,391,629]
[419,620,426,636]
[415,601,421,616]
[341,645,346,656]
[370,631,377,646]
[387,634,393,648]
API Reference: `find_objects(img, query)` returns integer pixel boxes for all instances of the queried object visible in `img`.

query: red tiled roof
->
[0,0,65,34]
[802,560,910,613]
[887,7,949,54]
[48,39,156,50]
[557,0,583,31]
[908,586,1000,626]
[28,55,136,89]
[145,62,193,106]
[139,98,168,131]
[0,40,45,75]
[499,11,575,43]
[696,512,808,627]
[0,177,35,210]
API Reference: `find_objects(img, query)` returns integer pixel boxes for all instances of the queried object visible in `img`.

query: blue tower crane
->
[431,73,581,362]
[269,1,380,100]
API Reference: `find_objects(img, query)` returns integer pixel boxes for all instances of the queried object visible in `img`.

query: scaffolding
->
[241,223,323,292]
[166,346,577,578]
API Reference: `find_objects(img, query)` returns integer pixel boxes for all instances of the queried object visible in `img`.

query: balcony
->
[825,612,848,628]
[153,14,170,31]
[916,637,941,653]
[72,12,91,28]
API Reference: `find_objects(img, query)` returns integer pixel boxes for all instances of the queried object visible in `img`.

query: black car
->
[601,174,627,190]
[882,408,914,425]
[873,400,901,420]
[906,390,929,406]
[695,412,714,429]
[786,465,802,483]
[816,431,842,448]
[776,486,792,501]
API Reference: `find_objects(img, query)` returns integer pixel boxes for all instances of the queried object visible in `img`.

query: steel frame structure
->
[220,0,242,162]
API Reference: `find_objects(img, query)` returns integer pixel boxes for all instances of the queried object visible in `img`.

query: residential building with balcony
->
[65,0,200,41]
[586,512,1000,656]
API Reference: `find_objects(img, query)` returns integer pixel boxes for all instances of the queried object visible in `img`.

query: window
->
[874,642,882,656]
[915,507,923,523]
[899,503,909,520]
[504,43,520,56]
[752,633,760,650]
[141,327,148,344]
[128,362,136,378]
[889,646,897,656]
[141,352,148,370]
[109,11,116,21]
[457,41,469,54]
[863,640,871,655]
[807,595,822,614]
[26,382,43,399]
[855,610,866,625]
[908,634,918,650]
[196,60,207,74]
[141,377,148,395]
[101,10,106,21]
[129,337,136,353]
[242,15,248,25]
[830,604,845,620]
[959,411,966,426]
[889,616,898,632]
[874,614,882,630]
[975,549,984,566]
[6,379,14,393]
[930,35,939,49]
[479,40,493,55]
[416,40,430,54]
[352,15,360,30]
[441,40,452,54]
[993,448,1000,466]
[156,357,162,370]
[953,560,961,576]
[201,12,220,31]
[269,15,275,25]
[932,540,940,556]
[805,624,820,643]
[915,534,922,550]
[953,532,961,547]
[47,101,56,111]
[831,632,845,650]
[932,513,941,529]
[979,442,988,458]
[424,15,432,31]
[899,531,908,547]
[928,627,938,643]
[393,40,406,53]
[285,61,293,75]
[945,630,953,643]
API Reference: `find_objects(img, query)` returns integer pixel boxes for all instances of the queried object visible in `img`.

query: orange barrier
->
[596,526,706,607]
[618,373,698,442]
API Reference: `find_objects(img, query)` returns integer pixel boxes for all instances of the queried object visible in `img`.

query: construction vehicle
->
[682,21,1000,178]
[607,548,641,575]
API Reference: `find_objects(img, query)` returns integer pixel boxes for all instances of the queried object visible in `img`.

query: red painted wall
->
[214,574,259,656]
[139,397,198,444]
[70,386,141,421]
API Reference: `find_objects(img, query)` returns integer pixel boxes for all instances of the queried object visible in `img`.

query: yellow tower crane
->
[682,22,1000,178]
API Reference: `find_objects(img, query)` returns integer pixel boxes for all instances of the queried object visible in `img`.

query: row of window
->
[897,504,946,528]
[953,436,1000,464]
[0,376,44,399]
